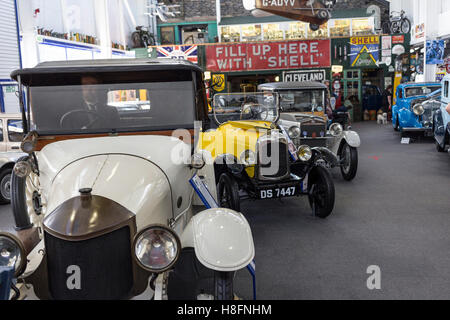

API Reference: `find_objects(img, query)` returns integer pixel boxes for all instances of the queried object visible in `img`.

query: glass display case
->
[263,24,284,41]
[330,19,351,37]
[285,22,307,40]
[307,22,328,39]
[220,26,240,42]
[241,24,262,42]
[352,19,374,36]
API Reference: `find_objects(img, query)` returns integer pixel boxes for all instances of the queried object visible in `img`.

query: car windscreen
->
[213,92,278,125]
[278,89,325,113]
[29,81,195,134]
[405,86,440,98]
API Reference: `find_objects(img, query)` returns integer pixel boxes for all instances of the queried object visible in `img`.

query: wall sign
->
[157,45,198,64]
[426,40,445,65]
[212,74,226,92]
[206,40,330,72]
[283,69,326,82]
[392,35,404,44]
[350,36,379,67]
[413,23,425,42]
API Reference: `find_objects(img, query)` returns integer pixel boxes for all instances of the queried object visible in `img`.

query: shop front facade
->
[202,34,399,122]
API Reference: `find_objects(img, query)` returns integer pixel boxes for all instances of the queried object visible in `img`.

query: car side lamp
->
[20,131,38,154]
[446,103,450,115]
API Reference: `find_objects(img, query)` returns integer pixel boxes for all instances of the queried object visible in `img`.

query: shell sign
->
[206,40,331,72]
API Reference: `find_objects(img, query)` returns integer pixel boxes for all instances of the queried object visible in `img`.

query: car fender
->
[342,130,361,148]
[180,208,255,272]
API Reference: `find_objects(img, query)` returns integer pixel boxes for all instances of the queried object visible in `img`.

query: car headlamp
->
[240,150,256,166]
[13,160,31,178]
[0,233,26,277]
[133,225,180,273]
[288,126,301,139]
[329,123,343,137]
[413,103,425,116]
[297,145,312,162]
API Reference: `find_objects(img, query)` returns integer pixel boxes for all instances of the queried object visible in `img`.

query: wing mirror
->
[446,103,450,115]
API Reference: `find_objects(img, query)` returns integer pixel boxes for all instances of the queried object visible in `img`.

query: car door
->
[0,120,6,152]
[6,119,23,152]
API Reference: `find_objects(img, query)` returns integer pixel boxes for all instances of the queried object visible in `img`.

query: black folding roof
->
[11,58,203,85]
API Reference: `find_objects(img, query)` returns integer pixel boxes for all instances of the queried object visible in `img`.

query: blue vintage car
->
[392,82,441,135]
[434,75,450,152]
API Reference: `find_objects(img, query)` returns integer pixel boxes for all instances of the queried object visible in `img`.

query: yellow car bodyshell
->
[200,120,274,178]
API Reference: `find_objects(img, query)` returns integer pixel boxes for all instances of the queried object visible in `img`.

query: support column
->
[94,0,112,59]
[16,0,40,68]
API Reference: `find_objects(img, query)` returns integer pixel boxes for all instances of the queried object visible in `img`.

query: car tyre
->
[0,168,12,204]
[308,166,335,219]
[214,271,234,300]
[339,142,358,181]
[11,156,34,229]
[217,173,240,212]
[436,140,445,152]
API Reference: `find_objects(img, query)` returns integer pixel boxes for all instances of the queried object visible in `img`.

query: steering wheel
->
[240,103,269,121]
[60,109,105,129]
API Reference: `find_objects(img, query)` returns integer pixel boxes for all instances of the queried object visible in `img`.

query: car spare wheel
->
[217,173,240,212]
[308,166,335,219]
[11,156,43,230]
[339,142,358,181]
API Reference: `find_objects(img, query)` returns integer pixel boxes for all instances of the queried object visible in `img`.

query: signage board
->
[350,36,380,67]
[206,39,330,72]
[426,40,445,65]
[283,69,326,82]
[156,45,198,64]
[392,35,404,44]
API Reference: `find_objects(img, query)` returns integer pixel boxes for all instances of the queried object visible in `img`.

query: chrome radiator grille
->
[45,227,133,300]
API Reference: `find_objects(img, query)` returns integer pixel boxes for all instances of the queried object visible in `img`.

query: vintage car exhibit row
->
[1,58,450,301]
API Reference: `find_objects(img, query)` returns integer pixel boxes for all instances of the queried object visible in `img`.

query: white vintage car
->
[0,59,255,300]
[258,82,361,181]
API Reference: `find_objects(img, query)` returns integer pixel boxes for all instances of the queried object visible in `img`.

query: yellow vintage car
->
[200,92,336,218]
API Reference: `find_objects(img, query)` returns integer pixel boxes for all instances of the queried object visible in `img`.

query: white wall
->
[18,0,150,49]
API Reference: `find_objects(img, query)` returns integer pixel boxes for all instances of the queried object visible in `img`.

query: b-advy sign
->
[283,70,326,82]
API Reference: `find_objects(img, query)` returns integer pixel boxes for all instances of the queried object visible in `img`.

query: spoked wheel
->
[217,173,240,212]
[214,271,234,300]
[0,169,12,204]
[401,18,411,34]
[11,157,44,229]
[339,142,358,181]
[308,166,335,219]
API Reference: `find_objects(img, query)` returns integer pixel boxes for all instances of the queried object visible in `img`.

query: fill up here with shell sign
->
[206,40,331,72]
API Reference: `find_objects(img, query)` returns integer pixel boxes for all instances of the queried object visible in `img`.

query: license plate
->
[259,186,299,199]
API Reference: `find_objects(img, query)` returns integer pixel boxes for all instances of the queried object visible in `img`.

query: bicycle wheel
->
[401,18,411,34]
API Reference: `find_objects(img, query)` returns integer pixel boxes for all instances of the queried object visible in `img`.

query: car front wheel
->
[394,117,399,131]
[214,271,234,300]
[0,168,12,204]
[217,173,240,212]
[308,166,335,219]
[339,142,358,181]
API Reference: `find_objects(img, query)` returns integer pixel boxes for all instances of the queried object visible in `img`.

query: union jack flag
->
[156,45,198,64]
